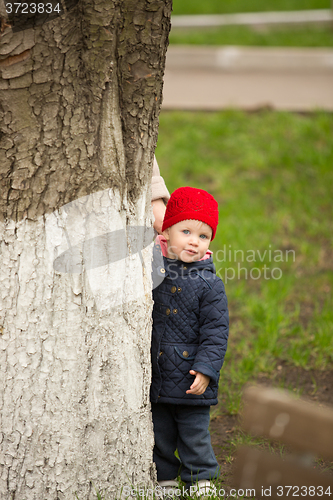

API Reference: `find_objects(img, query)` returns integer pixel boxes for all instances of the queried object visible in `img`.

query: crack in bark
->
[100,78,126,196]
[0,49,31,68]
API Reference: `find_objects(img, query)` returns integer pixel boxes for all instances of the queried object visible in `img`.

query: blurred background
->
[156,0,333,488]
[163,0,333,109]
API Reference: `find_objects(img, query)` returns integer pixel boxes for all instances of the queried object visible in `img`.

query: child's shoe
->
[192,480,216,498]
[156,479,179,498]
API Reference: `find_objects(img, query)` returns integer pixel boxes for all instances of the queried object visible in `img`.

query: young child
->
[151,187,229,497]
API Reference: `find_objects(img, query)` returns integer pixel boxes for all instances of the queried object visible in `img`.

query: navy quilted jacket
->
[150,244,229,406]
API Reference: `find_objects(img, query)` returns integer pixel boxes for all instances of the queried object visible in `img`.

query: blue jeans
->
[151,403,220,487]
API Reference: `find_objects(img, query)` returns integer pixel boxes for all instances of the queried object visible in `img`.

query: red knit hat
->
[162,187,219,240]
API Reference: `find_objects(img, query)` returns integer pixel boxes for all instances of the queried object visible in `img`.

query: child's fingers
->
[190,379,199,390]
[186,371,210,394]
[187,385,205,395]
[186,387,201,394]
[186,371,204,394]
[188,370,198,390]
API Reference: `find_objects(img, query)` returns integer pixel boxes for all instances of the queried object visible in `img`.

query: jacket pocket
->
[174,346,196,361]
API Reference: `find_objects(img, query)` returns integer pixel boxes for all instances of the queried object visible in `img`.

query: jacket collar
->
[162,254,215,276]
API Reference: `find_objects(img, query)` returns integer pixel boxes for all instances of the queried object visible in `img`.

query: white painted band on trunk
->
[0,187,155,499]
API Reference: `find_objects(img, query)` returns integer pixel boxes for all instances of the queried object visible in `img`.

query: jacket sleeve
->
[151,156,170,202]
[191,278,229,384]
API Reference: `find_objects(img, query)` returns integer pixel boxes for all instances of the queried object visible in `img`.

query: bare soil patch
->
[211,365,333,491]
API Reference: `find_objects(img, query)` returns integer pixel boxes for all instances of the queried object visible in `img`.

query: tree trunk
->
[0,1,171,498]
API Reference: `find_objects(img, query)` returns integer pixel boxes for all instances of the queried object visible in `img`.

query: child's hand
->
[186,370,210,395]
[152,198,166,234]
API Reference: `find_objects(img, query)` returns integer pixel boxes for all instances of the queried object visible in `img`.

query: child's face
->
[162,219,213,262]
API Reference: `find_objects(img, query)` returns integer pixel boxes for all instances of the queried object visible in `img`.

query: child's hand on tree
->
[151,198,166,234]
[186,371,210,395]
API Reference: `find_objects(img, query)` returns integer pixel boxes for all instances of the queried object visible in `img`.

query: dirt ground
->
[210,364,333,494]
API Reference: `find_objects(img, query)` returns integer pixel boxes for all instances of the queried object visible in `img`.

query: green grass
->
[170,0,333,48]
[156,109,333,414]
[169,24,333,48]
[172,0,330,16]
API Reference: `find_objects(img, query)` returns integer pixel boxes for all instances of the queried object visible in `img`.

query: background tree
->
[0,0,172,498]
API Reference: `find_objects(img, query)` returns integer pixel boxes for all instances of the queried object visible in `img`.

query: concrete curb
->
[166,46,333,73]
[171,10,333,28]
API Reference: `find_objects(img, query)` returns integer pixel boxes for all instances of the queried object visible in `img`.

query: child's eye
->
[200,234,208,239]
[183,230,190,234]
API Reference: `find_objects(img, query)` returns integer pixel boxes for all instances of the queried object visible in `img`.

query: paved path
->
[162,46,333,111]
[171,10,333,28]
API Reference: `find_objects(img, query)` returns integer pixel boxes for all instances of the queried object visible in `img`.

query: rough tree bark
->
[0,0,172,498]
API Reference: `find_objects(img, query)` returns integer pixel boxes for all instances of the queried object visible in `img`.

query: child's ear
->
[162,228,170,240]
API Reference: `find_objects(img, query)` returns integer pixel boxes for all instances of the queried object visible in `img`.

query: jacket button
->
[171,286,177,293]
[183,351,189,358]
[160,268,166,274]
[173,309,178,314]
[183,266,187,270]
[159,351,163,356]
[166,308,171,315]
[178,287,182,292]
[158,396,161,398]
